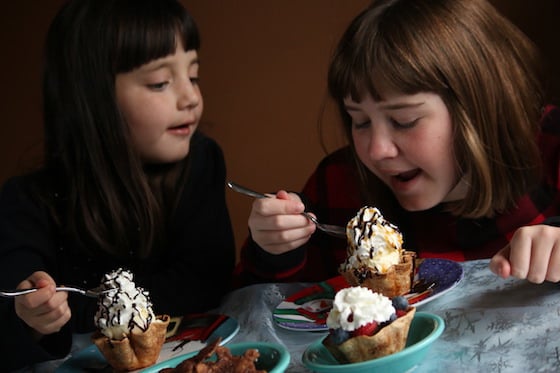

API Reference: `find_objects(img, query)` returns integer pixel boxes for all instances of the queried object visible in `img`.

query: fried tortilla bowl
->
[323,308,415,363]
[340,251,416,298]
[303,312,445,373]
[92,314,170,372]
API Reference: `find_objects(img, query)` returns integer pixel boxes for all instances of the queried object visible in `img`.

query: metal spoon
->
[0,286,114,298]
[227,181,346,238]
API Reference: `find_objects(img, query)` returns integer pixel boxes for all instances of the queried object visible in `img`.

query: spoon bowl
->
[227,181,346,238]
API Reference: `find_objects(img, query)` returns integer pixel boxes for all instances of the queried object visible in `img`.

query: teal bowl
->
[302,312,444,373]
[141,341,290,373]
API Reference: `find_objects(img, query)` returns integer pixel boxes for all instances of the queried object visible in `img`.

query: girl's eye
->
[390,118,417,129]
[352,120,370,130]
[147,81,169,91]
[190,77,200,85]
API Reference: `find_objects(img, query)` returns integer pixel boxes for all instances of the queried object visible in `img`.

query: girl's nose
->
[177,81,200,110]
[368,126,398,160]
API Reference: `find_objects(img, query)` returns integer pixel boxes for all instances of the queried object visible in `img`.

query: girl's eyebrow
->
[143,57,200,73]
[144,61,171,72]
[344,100,425,112]
[379,101,425,110]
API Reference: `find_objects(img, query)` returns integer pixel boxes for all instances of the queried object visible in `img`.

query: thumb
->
[24,271,56,289]
[275,190,305,214]
[275,190,292,200]
[489,244,511,278]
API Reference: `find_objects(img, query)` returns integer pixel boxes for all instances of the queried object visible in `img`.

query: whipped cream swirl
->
[343,206,403,274]
[326,287,396,331]
[94,268,154,340]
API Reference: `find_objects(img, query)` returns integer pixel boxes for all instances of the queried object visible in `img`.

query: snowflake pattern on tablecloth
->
[418,260,560,373]
[214,259,560,373]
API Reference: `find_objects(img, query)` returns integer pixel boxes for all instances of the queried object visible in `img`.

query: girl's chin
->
[142,148,190,164]
[395,195,442,212]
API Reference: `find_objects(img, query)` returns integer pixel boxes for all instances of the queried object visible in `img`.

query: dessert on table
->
[322,286,415,363]
[340,206,415,298]
[92,268,170,371]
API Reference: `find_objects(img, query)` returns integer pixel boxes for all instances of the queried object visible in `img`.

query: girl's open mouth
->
[167,123,194,136]
[395,169,421,182]
[169,124,189,130]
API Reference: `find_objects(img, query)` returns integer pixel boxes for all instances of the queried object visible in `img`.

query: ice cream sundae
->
[340,206,415,297]
[322,286,415,363]
[92,268,170,371]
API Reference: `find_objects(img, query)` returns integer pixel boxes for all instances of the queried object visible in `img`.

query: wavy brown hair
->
[327,0,545,218]
[42,0,200,258]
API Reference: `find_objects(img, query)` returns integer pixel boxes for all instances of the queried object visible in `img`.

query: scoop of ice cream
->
[343,206,403,274]
[94,268,155,340]
[326,286,395,331]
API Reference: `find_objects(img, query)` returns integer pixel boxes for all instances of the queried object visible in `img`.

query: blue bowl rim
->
[228,341,291,372]
[142,341,291,373]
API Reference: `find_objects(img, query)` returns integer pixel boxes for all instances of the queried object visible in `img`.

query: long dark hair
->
[328,0,544,218]
[42,0,200,258]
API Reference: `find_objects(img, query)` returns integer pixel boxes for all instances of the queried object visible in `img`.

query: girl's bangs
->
[332,36,443,105]
[115,1,199,73]
[329,1,448,104]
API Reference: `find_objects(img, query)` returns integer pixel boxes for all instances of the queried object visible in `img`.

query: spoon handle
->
[227,181,269,199]
[0,286,85,297]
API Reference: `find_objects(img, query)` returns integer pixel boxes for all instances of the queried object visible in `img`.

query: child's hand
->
[489,225,560,283]
[248,190,316,254]
[14,271,71,339]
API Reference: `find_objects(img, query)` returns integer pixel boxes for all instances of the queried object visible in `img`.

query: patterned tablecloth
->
[217,259,560,373]
[30,259,560,373]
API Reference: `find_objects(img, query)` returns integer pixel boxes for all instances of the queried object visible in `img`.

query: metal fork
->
[227,181,346,238]
[0,286,113,298]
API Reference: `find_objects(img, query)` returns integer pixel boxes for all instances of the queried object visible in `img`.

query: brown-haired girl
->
[236,0,560,287]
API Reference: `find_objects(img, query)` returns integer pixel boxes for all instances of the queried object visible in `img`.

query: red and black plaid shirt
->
[234,106,560,286]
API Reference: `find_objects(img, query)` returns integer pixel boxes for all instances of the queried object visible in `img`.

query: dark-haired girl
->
[0,0,235,369]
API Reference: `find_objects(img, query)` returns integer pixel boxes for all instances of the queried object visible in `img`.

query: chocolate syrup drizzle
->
[97,268,154,333]
[348,207,402,267]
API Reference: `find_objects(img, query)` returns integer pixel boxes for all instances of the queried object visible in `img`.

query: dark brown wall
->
[1,1,559,256]
[0,1,65,181]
